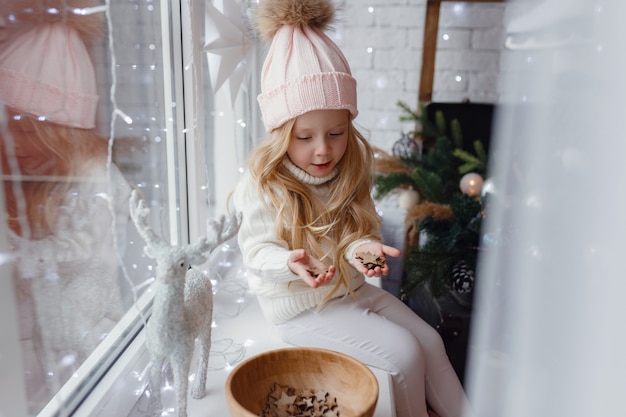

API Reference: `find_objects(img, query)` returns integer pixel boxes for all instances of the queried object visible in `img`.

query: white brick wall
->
[331,1,508,152]
[101,0,510,162]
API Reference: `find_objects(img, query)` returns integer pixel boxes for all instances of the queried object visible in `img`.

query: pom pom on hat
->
[256,0,335,41]
[256,0,358,132]
[0,1,102,129]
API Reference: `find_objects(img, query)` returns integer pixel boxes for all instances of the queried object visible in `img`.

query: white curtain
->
[466,1,626,416]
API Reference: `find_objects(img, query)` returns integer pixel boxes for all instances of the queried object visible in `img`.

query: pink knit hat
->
[0,23,99,129]
[256,0,358,132]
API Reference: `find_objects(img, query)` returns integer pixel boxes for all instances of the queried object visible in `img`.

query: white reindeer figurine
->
[129,190,241,417]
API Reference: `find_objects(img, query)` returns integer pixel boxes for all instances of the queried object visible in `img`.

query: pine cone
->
[451,261,474,293]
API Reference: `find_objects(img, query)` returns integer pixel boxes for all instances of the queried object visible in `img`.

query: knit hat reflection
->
[256,0,358,132]
[0,23,99,129]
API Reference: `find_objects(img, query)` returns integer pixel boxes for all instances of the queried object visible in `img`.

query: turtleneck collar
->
[282,157,339,185]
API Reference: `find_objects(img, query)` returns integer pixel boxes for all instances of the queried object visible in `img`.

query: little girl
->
[231,1,471,416]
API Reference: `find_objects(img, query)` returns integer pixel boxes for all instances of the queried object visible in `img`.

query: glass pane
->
[191,0,260,224]
[0,0,182,414]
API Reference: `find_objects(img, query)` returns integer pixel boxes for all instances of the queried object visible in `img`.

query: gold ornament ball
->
[459,173,484,197]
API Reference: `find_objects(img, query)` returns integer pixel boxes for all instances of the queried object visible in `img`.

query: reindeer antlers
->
[187,213,241,264]
[191,212,242,257]
[129,189,166,257]
[129,189,242,262]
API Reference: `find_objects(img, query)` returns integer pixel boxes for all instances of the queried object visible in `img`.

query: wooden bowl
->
[225,347,379,417]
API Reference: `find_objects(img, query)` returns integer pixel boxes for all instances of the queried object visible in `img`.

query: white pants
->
[274,283,472,417]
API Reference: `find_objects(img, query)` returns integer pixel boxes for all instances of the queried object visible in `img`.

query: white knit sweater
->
[231,159,374,324]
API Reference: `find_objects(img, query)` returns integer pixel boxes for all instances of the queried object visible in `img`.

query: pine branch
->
[453,140,488,175]
[410,167,446,203]
[434,111,447,136]
[421,114,442,145]
[450,119,463,148]
[474,140,488,164]
[453,148,482,174]
[397,100,420,123]
[450,193,482,225]
[373,172,415,199]
[403,248,457,297]
[421,136,461,200]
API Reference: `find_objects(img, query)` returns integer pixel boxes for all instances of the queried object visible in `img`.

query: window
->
[0,0,258,415]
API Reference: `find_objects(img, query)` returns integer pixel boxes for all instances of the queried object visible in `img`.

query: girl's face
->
[287,109,350,178]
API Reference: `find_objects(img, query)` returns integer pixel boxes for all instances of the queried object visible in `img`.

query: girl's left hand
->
[352,242,401,277]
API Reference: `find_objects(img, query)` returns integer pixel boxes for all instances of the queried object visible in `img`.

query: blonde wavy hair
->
[247,117,382,304]
[1,109,108,239]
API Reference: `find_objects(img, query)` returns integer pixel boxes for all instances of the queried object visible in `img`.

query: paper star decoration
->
[204,0,256,105]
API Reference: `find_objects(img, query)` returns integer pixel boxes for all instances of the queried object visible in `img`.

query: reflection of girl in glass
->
[0,1,131,408]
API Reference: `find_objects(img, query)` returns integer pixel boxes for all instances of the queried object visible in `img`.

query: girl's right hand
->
[288,249,335,288]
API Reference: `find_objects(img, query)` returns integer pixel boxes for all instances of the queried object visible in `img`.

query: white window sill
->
[74,283,396,417]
